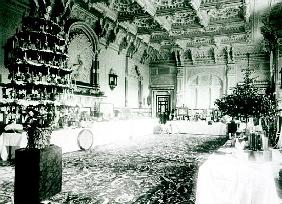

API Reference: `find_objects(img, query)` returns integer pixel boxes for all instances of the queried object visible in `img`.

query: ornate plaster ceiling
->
[82,0,251,49]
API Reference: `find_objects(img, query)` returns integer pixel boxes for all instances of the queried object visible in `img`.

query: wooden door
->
[157,95,170,117]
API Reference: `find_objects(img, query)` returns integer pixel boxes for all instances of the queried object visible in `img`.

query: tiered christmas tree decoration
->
[3,0,73,149]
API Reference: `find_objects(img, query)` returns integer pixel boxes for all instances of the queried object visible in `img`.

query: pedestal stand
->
[14,145,62,204]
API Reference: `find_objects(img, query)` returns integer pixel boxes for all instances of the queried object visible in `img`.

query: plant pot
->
[14,145,62,204]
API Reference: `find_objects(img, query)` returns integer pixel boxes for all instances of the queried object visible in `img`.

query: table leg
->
[8,146,12,161]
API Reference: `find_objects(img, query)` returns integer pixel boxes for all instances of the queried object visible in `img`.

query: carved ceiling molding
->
[190,0,202,11]
[170,11,196,27]
[185,37,214,47]
[155,16,172,32]
[89,2,118,21]
[155,47,174,61]
[150,32,171,43]
[171,23,246,38]
[156,0,187,11]
[208,6,243,22]
[142,46,160,64]
[112,0,156,21]
[133,17,165,34]
[136,0,157,16]
[242,0,251,23]
[4,0,30,14]
[71,4,99,27]
[196,9,210,28]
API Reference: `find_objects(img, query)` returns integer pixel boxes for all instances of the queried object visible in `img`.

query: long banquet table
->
[196,148,282,204]
[165,121,227,135]
[0,118,158,161]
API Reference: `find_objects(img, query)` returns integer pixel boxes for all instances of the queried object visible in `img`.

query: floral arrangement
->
[24,104,55,149]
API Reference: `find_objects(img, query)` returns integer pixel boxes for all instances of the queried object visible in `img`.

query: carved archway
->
[67,21,99,51]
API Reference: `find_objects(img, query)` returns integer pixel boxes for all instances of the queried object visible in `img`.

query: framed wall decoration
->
[67,33,93,85]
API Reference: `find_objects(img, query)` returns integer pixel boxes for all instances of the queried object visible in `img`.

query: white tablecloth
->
[166,121,227,135]
[1,132,27,147]
[196,153,280,204]
[0,132,28,161]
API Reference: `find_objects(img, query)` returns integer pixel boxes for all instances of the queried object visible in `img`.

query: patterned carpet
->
[0,133,226,204]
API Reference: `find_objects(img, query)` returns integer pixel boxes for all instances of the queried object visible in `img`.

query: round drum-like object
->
[77,129,94,150]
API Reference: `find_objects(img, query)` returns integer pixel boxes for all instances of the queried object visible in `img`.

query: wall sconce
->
[109,68,118,90]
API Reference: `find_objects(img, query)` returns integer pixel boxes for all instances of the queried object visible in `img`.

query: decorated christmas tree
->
[215,66,276,121]
[215,55,277,147]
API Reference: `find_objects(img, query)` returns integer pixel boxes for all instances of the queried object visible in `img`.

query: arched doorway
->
[187,74,223,109]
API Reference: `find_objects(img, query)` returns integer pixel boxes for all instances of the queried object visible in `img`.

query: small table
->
[196,149,280,204]
[0,132,27,161]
